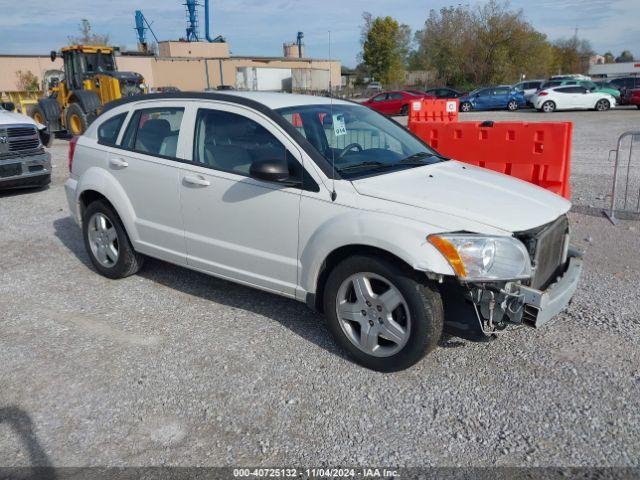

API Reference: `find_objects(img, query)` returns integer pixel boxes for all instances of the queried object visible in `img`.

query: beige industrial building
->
[0,40,341,93]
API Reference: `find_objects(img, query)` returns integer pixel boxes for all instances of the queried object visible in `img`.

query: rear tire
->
[595,99,610,111]
[400,104,409,116]
[541,101,556,113]
[323,255,444,372]
[65,103,88,136]
[460,102,472,112]
[82,200,143,279]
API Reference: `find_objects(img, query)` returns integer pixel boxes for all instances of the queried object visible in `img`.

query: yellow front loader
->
[29,45,146,135]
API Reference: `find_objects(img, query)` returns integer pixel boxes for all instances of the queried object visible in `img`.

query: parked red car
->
[626,89,640,109]
[363,90,434,115]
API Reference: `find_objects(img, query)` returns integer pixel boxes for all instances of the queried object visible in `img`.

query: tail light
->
[68,136,79,173]
[538,91,549,96]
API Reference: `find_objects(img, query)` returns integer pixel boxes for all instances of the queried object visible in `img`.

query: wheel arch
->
[75,167,139,244]
[310,244,418,313]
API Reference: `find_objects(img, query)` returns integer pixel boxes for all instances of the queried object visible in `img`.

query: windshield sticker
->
[332,113,347,137]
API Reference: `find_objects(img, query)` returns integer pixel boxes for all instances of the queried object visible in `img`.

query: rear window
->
[121,107,184,159]
[97,113,127,146]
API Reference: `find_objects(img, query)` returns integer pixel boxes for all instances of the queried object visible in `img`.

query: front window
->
[276,104,444,179]
[84,52,116,73]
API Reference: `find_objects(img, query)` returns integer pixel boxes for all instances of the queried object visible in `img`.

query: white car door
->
[573,86,592,108]
[554,87,578,109]
[179,102,303,296]
[104,102,188,265]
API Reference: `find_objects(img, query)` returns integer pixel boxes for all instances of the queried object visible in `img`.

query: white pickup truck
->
[0,102,52,189]
[64,92,583,371]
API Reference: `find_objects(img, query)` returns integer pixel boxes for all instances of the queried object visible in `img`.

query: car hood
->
[0,109,42,129]
[351,161,571,233]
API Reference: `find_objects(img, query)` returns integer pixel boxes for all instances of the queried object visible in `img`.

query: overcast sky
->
[0,0,637,67]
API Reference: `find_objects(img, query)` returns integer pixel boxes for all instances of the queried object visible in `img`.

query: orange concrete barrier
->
[408,98,459,126]
[411,121,573,199]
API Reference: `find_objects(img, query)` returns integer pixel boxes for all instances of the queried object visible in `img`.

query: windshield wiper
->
[399,152,444,164]
[338,153,446,175]
[337,161,385,172]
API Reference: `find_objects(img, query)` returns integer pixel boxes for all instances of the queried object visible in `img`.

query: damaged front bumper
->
[468,247,583,332]
[518,249,583,327]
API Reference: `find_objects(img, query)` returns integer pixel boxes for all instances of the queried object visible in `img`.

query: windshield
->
[84,52,116,73]
[276,103,445,178]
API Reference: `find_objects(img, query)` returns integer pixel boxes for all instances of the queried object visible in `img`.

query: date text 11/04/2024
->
[233,468,399,478]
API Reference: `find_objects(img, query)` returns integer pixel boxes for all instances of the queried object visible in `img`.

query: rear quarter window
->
[97,113,127,146]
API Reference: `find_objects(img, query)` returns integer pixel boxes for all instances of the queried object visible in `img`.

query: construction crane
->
[134,10,159,52]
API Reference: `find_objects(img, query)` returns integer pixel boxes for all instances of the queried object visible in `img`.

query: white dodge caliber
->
[65,92,583,371]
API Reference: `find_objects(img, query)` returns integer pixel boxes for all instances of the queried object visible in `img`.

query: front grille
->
[5,126,40,153]
[7,127,37,138]
[9,138,40,151]
[516,215,569,290]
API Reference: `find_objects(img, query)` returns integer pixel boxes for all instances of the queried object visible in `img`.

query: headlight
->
[428,234,532,281]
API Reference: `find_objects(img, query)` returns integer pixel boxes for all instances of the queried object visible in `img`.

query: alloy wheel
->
[87,212,119,267]
[542,101,555,112]
[335,272,411,357]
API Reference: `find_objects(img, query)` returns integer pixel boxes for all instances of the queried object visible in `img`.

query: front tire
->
[400,104,409,116]
[323,255,444,371]
[507,100,519,111]
[82,200,143,279]
[460,102,472,112]
[595,99,610,111]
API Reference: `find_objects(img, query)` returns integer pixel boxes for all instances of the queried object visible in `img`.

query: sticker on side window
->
[332,113,347,136]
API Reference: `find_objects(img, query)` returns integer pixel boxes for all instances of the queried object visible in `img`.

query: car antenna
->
[328,30,337,202]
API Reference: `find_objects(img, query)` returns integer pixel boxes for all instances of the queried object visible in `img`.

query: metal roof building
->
[589,62,640,78]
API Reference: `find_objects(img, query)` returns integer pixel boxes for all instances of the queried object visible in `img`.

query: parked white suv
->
[65,92,582,371]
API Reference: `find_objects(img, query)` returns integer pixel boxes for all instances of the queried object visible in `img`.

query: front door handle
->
[109,157,128,168]
[183,174,210,187]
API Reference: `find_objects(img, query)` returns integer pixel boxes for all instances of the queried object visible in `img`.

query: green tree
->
[16,70,39,92]
[413,1,553,88]
[603,51,615,63]
[361,13,410,86]
[616,50,634,62]
[551,36,593,74]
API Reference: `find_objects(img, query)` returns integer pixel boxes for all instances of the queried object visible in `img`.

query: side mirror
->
[249,158,297,185]
[1,102,15,112]
[50,50,57,62]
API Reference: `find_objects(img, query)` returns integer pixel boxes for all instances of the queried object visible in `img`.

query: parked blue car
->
[459,86,527,112]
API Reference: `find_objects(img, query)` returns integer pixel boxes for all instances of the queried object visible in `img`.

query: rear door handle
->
[109,157,128,168]
[183,174,210,187]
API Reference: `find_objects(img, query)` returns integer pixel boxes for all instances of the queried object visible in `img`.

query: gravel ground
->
[1,111,639,468]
